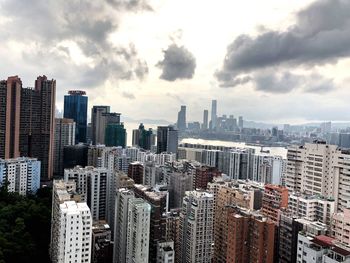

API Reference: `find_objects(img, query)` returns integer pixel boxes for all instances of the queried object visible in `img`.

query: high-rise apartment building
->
[157,126,178,154]
[91,105,110,145]
[63,90,88,143]
[55,201,92,263]
[105,123,126,148]
[64,166,110,222]
[50,180,87,263]
[211,100,217,130]
[212,182,263,262]
[285,141,350,212]
[202,109,208,130]
[133,184,168,262]
[261,184,288,224]
[178,190,214,263]
[177,105,186,131]
[54,118,75,178]
[0,157,40,195]
[0,75,56,180]
[126,198,151,263]
[168,172,193,209]
[114,189,135,263]
[225,206,275,263]
[0,76,22,159]
[278,211,304,263]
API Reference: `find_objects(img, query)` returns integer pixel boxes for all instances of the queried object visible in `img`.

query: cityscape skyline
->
[2,1,350,263]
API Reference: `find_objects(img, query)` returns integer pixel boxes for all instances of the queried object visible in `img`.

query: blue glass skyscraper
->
[63,90,88,143]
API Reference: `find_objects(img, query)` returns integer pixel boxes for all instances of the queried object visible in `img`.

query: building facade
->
[0,157,40,195]
[178,190,214,263]
[63,90,88,143]
[54,118,75,178]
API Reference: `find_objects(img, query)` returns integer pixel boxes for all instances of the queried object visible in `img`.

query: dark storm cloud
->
[0,0,150,87]
[157,44,196,81]
[254,72,335,94]
[216,0,350,89]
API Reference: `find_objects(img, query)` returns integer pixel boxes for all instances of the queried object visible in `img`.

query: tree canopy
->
[0,186,52,263]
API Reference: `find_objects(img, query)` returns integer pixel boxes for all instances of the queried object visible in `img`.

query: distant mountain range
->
[244,120,350,130]
[121,116,172,125]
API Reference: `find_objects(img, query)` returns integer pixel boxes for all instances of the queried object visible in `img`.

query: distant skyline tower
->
[105,123,126,148]
[156,126,178,154]
[63,90,88,144]
[202,109,209,129]
[177,105,187,131]
[91,106,110,145]
[238,116,243,129]
[211,100,217,130]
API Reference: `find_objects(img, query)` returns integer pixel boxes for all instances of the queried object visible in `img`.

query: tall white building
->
[56,201,92,263]
[0,157,40,195]
[179,190,214,263]
[64,166,110,221]
[50,180,89,263]
[126,198,151,263]
[114,189,135,263]
[54,118,75,177]
[285,141,350,212]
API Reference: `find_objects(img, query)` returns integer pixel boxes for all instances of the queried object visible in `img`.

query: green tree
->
[0,187,52,263]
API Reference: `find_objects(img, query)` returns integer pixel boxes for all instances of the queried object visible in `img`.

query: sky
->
[1,0,350,124]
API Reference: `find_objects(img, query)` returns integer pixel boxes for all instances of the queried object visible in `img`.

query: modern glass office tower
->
[63,90,88,143]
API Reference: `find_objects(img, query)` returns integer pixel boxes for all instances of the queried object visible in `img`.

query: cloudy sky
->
[1,0,349,124]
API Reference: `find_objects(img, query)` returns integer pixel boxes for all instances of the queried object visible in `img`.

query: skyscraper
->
[211,100,217,130]
[156,126,178,154]
[238,116,243,129]
[133,184,168,262]
[63,90,88,143]
[91,106,110,145]
[54,118,75,178]
[177,105,186,131]
[126,198,151,263]
[0,75,56,180]
[114,189,135,263]
[179,190,214,263]
[64,166,111,221]
[54,201,92,263]
[105,123,126,148]
[226,206,275,263]
[0,76,22,159]
[132,123,153,150]
[202,109,209,130]
[262,184,288,224]
[91,106,121,145]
